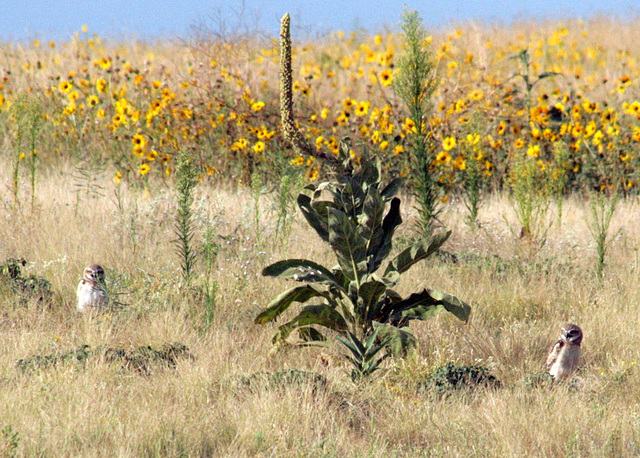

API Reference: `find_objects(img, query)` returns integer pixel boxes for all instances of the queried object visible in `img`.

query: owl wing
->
[545,339,564,371]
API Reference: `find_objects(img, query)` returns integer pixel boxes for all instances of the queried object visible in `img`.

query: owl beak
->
[565,333,579,342]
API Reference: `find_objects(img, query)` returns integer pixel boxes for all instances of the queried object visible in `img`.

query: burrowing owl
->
[546,323,583,381]
[76,264,109,312]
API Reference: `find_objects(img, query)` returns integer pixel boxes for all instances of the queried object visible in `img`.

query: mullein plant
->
[394,9,440,238]
[255,14,470,380]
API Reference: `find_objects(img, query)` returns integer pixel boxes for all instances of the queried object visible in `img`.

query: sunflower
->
[354,101,370,117]
[95,78,107,93]
[379,69,393,86]
[343,98,356,110]
[132,134,146,151]
[527,144,540,158]
[435,151,451,165]
[453,156,466,170]
[98,57,111,70]
[86,95,99,107]
[253,141,265,154]
[59,81,72,93]
[251,101,265,112]
[442,136,457,151]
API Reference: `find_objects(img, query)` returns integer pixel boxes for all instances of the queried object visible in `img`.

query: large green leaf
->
[297,187,329,242]
[384,230,451,276]
[370,288,403,322]
[337,176,365,218]
[272,304,348,344]
[353,154,381,191]
[338,136,353,163]
[357,275,387,317]
[391,288,471,324]
[370,197,402,272]
[330,266,351,290]
[357,187,385,259]
[372,322,416,356]
[328,208,367,280]
[262,259,338,285]
[380,177,402,202]
[254,285,328,324]
[337,331,366,360]
[298,327,327,342]
[310,200,335,225]
[332,284,357,324]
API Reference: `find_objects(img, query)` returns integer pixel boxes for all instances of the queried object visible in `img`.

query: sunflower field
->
[2,17,640,199]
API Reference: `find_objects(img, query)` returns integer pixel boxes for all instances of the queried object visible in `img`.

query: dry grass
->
[0,167,640,456]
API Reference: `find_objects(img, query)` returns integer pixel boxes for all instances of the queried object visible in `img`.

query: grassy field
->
[1,167,640,456]
[2,13,640,457]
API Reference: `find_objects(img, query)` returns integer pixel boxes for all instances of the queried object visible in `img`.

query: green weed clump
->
[421,362,501,396]
[8,95,44,211]
[507,149,552,258]
[16,343,192,375]
[174,149,199,284]
[587,192,620,278]
[0,424,20,458]
[233,369,328,393]
[0,258,52,303]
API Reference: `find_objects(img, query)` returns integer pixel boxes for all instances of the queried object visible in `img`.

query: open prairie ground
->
[1,172,640,456]
[2,14,640,456]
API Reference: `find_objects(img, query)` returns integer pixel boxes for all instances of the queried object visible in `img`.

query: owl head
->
[561,323,583,346]
[83,264,105,284]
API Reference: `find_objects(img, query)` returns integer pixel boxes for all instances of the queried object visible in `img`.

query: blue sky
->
[0,0,638,42]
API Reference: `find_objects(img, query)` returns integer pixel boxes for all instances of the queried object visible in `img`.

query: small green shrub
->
[233,369,328,393]
[16,345,92,374]
[16,343,192,375]
[421,362,501,395]
[104,342,193,374]
[507,149,552,258]
[1,424,20,458]
[395,8,440,237]
[8,95,44,210]
[0,258,53,303]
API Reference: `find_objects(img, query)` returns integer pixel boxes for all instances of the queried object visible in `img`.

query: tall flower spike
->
[279,13,341,168]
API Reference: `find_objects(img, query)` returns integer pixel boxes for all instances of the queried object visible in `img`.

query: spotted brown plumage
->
[77,264,109,312]
[546,323,583,381]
